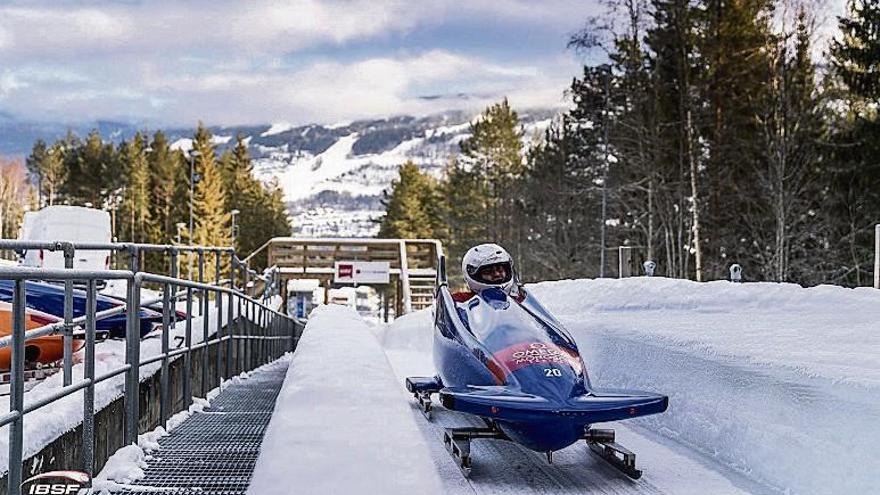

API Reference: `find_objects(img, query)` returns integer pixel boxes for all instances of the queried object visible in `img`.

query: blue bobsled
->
[0,280,162,339]
[406,261,668,478]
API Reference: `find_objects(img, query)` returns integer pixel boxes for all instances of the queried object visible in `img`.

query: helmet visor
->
[472,262,512,285]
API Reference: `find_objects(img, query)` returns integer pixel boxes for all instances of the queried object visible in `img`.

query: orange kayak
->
[0,302,84,371]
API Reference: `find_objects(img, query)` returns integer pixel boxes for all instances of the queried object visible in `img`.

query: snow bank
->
[247,305,443,495]
[527,278,880,495]
[529,278,880,387]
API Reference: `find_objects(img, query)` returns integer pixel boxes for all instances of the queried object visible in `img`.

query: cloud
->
[0,1,589,125]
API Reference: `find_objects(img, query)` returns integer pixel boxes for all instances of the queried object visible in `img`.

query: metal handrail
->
[0,258,299,495]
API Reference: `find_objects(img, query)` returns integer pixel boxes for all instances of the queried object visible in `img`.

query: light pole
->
[231,209,240,249]
[187,149,201,277]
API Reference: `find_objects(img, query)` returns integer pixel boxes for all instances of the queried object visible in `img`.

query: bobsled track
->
[7,276,877,494]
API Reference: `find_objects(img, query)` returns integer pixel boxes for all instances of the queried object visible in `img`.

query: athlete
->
[452,243,523,303]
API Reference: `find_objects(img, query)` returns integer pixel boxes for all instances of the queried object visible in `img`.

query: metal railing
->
[0,241,301,495]
[0,240,262,388]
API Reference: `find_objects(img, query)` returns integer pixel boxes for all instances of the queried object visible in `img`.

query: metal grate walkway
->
[111,360,290,494]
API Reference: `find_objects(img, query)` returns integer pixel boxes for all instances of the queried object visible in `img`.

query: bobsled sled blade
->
[406,377,443,420]
[585,429,642,479]
[442,426,509,477]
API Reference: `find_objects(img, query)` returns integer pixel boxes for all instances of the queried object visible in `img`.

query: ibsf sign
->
[21,471,90,494]
[334,261,390,284]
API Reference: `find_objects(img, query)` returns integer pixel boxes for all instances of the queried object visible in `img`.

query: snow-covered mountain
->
[0,109,557,237]
[246,110,555,237]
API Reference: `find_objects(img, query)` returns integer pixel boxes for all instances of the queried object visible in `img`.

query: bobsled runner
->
[406,257,668,479]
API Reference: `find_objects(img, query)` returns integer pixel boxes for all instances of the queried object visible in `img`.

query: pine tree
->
[120,133,152,243]
[148,131,181,245]
[26,140,48,207]
[826,0,880,285]
[458,99,525,267]
[379,161,444,239]
[831,0,880,107]
[521,119,598,280]
[191,123,230,280]
[699,0,777,279]
[441,156,488,282]
[62,130,120,207]
[40,143,68,207]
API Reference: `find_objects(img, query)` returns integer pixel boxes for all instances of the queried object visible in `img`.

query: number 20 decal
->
[544,368,562,377]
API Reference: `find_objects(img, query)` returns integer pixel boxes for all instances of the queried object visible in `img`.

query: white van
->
[19,206,112,270]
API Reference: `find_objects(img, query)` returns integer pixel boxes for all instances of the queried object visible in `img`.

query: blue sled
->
[0,280,163,339]
[406,264,668,478]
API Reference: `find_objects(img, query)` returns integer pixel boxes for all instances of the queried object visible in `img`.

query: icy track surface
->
[247,305,444,495]
[381,310,765,495]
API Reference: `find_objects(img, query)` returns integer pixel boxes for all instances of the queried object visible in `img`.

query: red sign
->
[338,264,353,278]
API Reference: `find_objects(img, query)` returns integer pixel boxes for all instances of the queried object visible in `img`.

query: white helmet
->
[462,243,515,294]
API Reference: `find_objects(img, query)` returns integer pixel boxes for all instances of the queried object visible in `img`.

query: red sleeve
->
[451,291,476,303]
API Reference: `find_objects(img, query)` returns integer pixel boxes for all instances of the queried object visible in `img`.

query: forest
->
[380,0,880,287]
[7,124,291,274]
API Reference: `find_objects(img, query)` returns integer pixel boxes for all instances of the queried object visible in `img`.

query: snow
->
[256,131,430,202]
[0,294,253,475]
[376,278,880,494]
[524,278,880,495]
[379,310,759,495]
[529,278,880,387]
[169,138,192,153]
[211,135,232,145]
[261,122,294,137]
[247,305,444,495]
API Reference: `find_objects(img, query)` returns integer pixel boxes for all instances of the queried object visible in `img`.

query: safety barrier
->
[0,241,300,495]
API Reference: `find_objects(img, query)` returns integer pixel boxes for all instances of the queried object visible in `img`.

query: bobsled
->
[0,280,162,339]
[406,260,668,478]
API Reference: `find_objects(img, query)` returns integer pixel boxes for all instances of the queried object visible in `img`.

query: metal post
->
[618,246,632,278]
[874,224,879,289]
[160,282,171,427]
[244,261,250,297]
[399,241,413,314]
[124,277,141,445]
[235,294,242,375]
[215,288,222,387]
[184,287,193,409]
[170,248,179,330]
[8,280,26,495]
[197,249,205,316]
[129,245,140,273]
[202,288,209,394]
[83,280,97,480]
[63,245,74,386]
[227,254,236,378]
[215,251,221,306]
[226,286,235,380]
[246,301,253,369]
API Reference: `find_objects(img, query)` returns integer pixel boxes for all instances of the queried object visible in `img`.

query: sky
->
[0,0,601,128]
